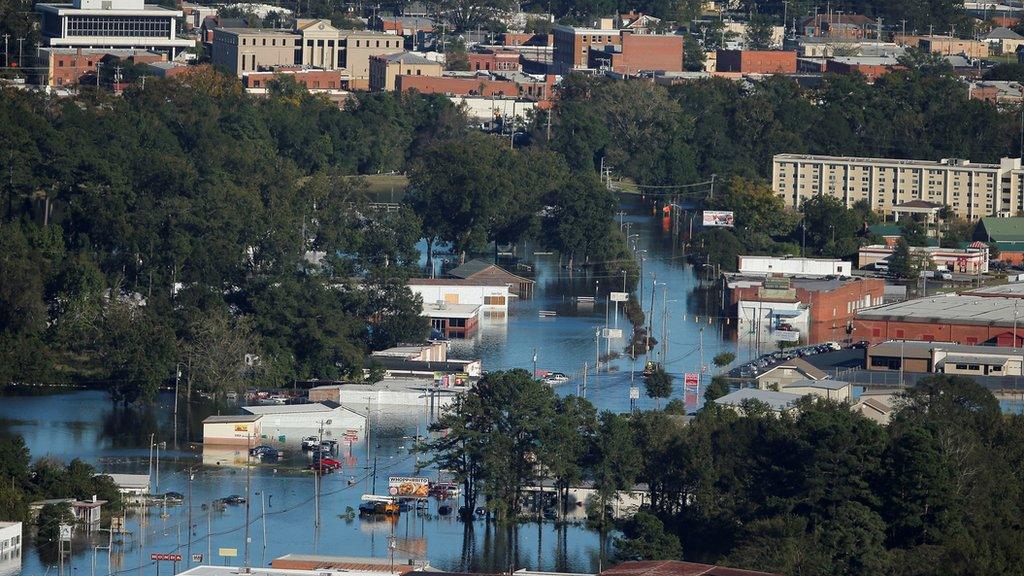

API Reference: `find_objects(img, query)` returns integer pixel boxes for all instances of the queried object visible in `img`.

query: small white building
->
[737,297,808,350]
[407,278,511,313]
[96,473,150,499]
[738,255,852,277]
[202,414,263,446]
[0,522,22,565]
[328,377,467,409]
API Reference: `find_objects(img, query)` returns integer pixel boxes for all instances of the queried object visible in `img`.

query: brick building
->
[552,22,622,71]
[825,56,902,81]
[588,33,684,74]
[500,32,551,47]
[396,72,552,100]
[468,48,521,72]
[853,285,1024,345]
[728,274,886,347]
[716,50,796,74]
[41,47,164,87]
[243,68,346,90]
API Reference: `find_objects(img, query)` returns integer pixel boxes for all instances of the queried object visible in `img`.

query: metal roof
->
[855,294,1024,327]
[713,388,802,411]
[979,217,1024,242]
[782,378,850,391]
[242,403,338,415]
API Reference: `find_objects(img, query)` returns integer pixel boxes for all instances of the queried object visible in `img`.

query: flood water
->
[1,198,738,576]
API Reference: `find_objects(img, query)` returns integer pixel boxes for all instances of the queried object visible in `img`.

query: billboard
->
[702,210,735,227]
[388,476,430,498]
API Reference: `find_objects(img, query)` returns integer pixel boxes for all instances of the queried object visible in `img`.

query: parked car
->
[301,436,320,450]
[220,495,246,505]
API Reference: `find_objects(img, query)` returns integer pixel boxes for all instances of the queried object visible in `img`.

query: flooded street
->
[1,198,739,576]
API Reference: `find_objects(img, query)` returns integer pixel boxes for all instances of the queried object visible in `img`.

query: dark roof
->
[379,52,438,65]
[447,259,534,284]
[895,199,943,209]
[602,560,780,576]
[448,258,495,278]
[984,26,1024,40]
[202,414,261,423]
[758,357,828,380]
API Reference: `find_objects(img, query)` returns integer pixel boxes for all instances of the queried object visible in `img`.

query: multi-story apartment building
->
[211,19,404,88]
[772,154,1024,219]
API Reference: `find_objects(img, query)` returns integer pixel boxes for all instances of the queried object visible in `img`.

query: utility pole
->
[900,19,907,40]
[709,174,716,199]
[243,434,251,571]
[2,35,8,68]
[186,468,194,564]
[173,364,181,447]
[16,37,23,69]
[645,276,658,364]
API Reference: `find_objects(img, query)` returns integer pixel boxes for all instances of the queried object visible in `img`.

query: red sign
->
[151,554,182,562]
[684,373,699,390]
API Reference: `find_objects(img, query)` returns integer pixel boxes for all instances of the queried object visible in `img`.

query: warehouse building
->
[853,285,1024,345]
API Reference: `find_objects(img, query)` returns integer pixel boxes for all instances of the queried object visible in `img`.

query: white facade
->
[98,473,150,497]
[450,96,538,122]
[335,378,465,409]
[0,522,22,564]
[738,255,852,277]
[35,1,192,56]
[202,415,263,446]
[408,280,510,312]
[737,298,808,351]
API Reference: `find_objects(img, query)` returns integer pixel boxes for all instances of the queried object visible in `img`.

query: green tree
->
[713,352,736,368]
[615,511,683,560]
[889,238,914,278]
[644,366,673,405]
[588,412,641,528]
[744,15,775,50]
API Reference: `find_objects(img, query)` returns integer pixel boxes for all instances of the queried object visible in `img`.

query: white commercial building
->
[408,278,510,313]
[737,297,808,351]
[36,0,192,57]
[201,414,263,446]
[313,377,467,409]
[241,402,365,441]
[738,255,852,277]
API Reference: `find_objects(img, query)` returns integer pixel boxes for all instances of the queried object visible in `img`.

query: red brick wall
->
[716,50,796,74]
[396,74,549,99]
[804,278,885,343]
[825,60,901,81]
[852,318,1019,346]
[500,33,551,47]
[245,70,344,90]
[611,34,684,73]
[468,52,521,72]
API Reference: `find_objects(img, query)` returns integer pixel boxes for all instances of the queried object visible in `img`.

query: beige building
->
[754,357,828,390]
[919,35,989,58]
[369,52,443,91]
[772,154,1024,219]
[211,19,404,85]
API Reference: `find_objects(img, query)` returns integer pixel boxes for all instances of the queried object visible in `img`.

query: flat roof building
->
[772,153,1024,220]
[36,0,191,57]
[201,414,262,446]
[853,291,1024,346]
[368,51,443,91]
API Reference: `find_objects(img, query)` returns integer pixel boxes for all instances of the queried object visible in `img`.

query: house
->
[754,358,828,390]
[421,301,480,338]
[982,26,1024,54]
[30,497,106,526]
[852,388,900,425]
[975,216,1024,264]
[201,414,263,446]
[447,259,535,297]
[713,388,802,415]
[781,378,852,402]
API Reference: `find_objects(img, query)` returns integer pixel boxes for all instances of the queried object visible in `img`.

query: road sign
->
[218,548,238,558]
[610,291,629,302]
[684,373,699,390]
[151,553,182,562]
[629,386,640,400]
[191,554,203,563]
[59,524,72,542]
[602,328,623,339]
